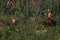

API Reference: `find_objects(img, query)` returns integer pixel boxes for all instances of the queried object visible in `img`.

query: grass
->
[0,26,60,40]
[0,20,59,40]
[0,0,60,40]
[0,15,59,40]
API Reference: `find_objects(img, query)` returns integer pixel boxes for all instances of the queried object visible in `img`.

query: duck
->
[46,11,56,27]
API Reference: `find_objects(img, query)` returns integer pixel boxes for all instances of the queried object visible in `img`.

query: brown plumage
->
[46,11,56,27]
[46,18,56,26]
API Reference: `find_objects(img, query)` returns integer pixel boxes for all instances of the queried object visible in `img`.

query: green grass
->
[0,14,59,40]
[0,26,60,40]
[0,0,60,40]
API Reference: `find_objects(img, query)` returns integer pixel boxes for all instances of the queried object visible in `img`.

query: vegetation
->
[0,0,60,40]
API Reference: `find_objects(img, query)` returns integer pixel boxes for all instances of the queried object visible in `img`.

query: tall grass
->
[0,0,60,40]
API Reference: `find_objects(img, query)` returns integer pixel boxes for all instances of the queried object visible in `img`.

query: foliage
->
[0,0,60,40]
